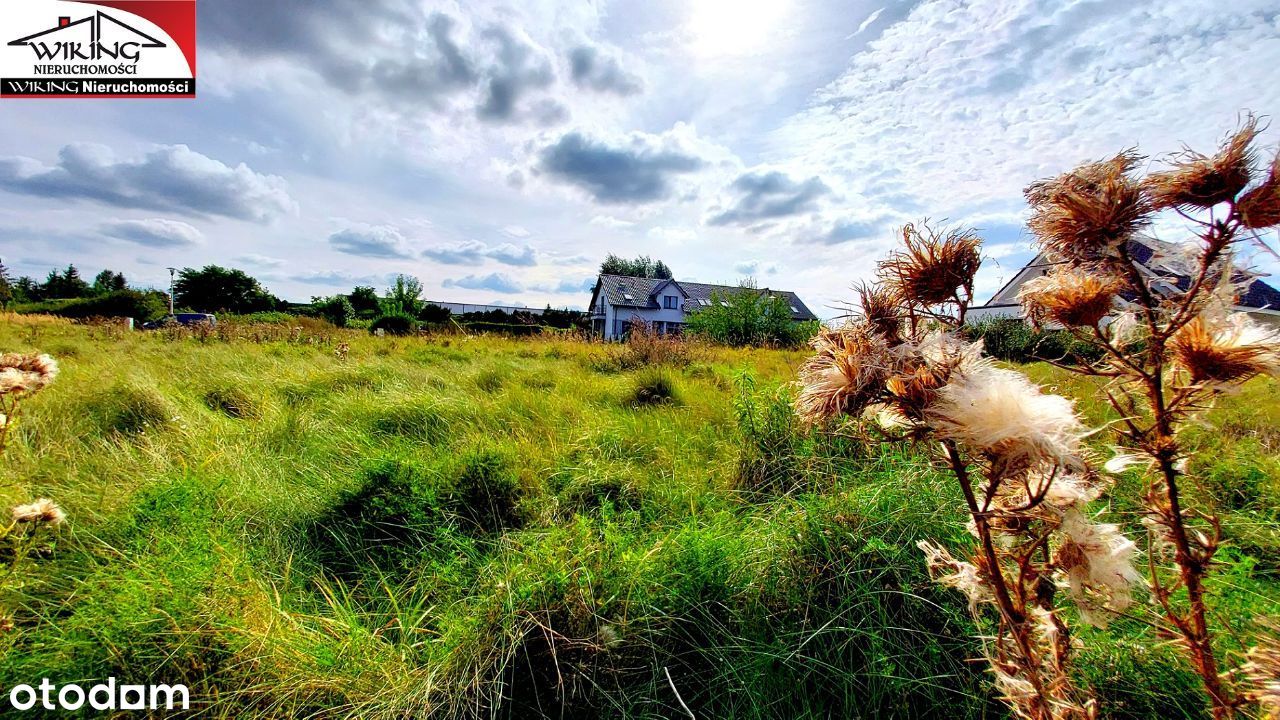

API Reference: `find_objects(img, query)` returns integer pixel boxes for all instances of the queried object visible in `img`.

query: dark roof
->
[985,239,1280,311]
[592,274,819,321]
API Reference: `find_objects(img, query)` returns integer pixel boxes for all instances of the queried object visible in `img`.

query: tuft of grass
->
[84,381,172,435]
[369,401,452,444]
[627,367,680,407]
[203,385,263,420]
[453,447,524,533]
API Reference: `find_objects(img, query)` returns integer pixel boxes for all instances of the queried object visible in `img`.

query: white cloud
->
[0,144,296,222]
[329,224,415,259]
[101,218,204,247]
[422,239,537,266]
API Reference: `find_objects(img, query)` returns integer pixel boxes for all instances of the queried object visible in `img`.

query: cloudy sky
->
[1,0,1278,315]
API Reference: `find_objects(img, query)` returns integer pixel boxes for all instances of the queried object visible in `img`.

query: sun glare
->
[687,0,790,57]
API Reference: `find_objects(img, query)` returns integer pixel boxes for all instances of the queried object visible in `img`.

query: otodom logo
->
[1,0,195,98]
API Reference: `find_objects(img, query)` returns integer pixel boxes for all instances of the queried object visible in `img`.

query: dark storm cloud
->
[204,1,562,124]
[537,132,705,204]
[569,44,643,95]
[706,170,830,226]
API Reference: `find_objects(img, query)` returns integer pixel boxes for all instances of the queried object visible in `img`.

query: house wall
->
[602,299,688,339]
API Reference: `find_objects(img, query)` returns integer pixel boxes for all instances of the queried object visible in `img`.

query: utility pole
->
[166,267,176,316]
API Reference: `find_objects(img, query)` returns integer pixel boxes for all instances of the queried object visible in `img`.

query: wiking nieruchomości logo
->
[1,0,195,98]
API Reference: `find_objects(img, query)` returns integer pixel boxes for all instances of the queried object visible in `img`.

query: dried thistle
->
[1018,268,1120,328]
[794,324,892,425]
[1146,117,1259,210]
[0,353,59,396]
[1026,151,1151,265]
[1053,508,1143,628]
[878,222,981,307]
[1020,118,1280,719]
[799,224,1112,720]
[1170,312,1280,387]
[11,498,65,526]
[919,540,995,612]
[855,282,902,340]
[927,364,1087,474]
[1239,150,1280,230]
[1242,627,1280,719]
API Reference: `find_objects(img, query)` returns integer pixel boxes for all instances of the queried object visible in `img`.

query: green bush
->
[15,289,167,321]
[418,303,452,324]
[370,312,418,336]
[963,318,1103,364]
[229,311,295,324]
[313,295,355,328]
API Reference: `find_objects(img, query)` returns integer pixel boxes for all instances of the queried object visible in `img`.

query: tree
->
[685,285,815,348]
[312,294,355,327]
[173,265,280,314]
[92,269,127,295]
[600,254,674,279]
[418,303,452,324]
[382,275,424,316]
[12,277,40,303]
[348,286,381,318]
[0,259,12,308]
[42,265,90,299]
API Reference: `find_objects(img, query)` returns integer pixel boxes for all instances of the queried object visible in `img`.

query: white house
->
[588,274,819,339]
[969,239,1280,327]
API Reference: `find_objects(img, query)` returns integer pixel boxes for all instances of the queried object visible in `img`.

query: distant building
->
[969,239,1280,327]
[424,301,545,316]
[588,274,818,340]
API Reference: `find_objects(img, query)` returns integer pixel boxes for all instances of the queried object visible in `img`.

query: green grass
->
[0,318,1275,718]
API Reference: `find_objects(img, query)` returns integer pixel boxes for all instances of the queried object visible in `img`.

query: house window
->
[664,295,678,309]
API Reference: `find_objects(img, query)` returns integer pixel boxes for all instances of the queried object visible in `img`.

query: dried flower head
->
[11,498,66,526]
[1054,508,1142,628]
[855,282,902,340]
[877,222,981,306]
[1242,625,1280,718]
[1026,152,1151,264]
[883,333,982,420]
[0,353,59,396]
[1170,311,1280,386]
[928,365,1087,473]
[918,540,995,612]
[1031,466,1107,509]
[1145,117,1259,210]
[1239,150,1280,230]
[794,323,892,424]
[1018,268,1120,328]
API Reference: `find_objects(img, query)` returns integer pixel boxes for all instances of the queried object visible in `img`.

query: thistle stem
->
[942,439,1055,720]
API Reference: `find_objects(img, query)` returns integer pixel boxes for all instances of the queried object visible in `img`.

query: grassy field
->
[1,316,1276,718]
